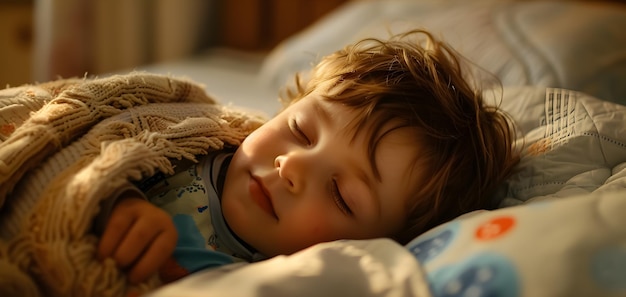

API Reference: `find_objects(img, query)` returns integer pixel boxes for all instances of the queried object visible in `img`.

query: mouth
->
[249,175,278,219]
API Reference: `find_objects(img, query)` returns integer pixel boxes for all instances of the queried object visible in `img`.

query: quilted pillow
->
[404,87,626,297]
[492,88,626,206]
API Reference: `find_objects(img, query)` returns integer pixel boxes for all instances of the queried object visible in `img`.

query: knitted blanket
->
[0,73,266,297]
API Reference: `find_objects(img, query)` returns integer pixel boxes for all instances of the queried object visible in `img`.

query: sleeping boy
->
[95,29,520,284]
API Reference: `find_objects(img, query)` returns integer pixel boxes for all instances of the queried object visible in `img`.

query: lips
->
[249,175,278,219]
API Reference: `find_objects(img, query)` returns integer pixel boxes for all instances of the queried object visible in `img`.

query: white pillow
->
[260,0,626,105]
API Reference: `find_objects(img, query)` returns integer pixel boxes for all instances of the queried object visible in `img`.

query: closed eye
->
[289,118,311,146]
[331,179,352,215]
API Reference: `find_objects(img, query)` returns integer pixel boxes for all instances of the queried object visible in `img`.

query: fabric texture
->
[0,73,265,297]
[405,87,626,297]
[140,152,259,284]
[148,238,433,297]
[143,86,626,297]
[144,155,238,283]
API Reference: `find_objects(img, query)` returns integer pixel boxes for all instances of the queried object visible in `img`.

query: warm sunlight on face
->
[221,90,423,257]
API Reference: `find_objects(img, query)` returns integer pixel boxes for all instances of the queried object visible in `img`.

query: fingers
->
[111,218,162,270]
[97,205,136,261]
[97,198,178,284]
[127,227,178,284]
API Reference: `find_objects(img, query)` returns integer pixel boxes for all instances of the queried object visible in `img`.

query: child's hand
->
[97,194,178,284]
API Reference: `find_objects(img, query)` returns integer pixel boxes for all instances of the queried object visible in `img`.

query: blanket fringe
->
[0,73,265,296]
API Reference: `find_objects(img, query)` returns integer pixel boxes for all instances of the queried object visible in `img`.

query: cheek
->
[240,125,280,155]
[282,206,343,241]
[241,129,265,150]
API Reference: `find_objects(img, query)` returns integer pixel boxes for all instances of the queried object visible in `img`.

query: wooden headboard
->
[219,0,348,50]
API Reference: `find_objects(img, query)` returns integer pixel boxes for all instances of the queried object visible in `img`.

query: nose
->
[274,153,304,192]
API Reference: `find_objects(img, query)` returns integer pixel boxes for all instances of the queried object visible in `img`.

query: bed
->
[3,0,626,296]
[145,0,626,296]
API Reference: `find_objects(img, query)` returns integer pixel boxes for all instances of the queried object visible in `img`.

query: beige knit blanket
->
[0,73,266,297]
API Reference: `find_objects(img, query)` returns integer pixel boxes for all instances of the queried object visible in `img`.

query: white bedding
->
[147,87,626,297]
[136,0,626,296]
[149,238,431,297]
[126,48,280,117]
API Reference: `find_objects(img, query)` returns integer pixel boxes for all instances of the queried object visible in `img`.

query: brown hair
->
[280,30,519,244]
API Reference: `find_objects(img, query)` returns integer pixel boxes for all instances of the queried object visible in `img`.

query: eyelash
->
[290,118,311,145]
[331,179,352,215]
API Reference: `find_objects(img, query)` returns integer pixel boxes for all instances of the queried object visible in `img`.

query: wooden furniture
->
[219,0,348,50]
[0,2,34,86]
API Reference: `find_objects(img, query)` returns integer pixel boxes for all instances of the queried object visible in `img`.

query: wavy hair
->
[280,30,520,244]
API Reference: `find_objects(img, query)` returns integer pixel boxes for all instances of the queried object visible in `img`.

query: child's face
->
[221,90,422,257]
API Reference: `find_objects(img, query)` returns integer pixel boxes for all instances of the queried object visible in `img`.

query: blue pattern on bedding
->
[428,253,519,297]
[408,221,458,264]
